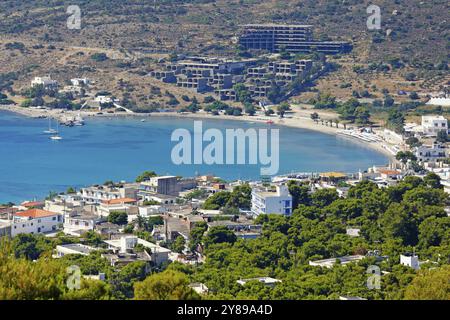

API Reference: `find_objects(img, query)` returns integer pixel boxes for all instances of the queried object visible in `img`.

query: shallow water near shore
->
[0,110,388,203]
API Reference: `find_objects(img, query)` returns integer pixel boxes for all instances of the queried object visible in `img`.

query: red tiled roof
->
[378,169,401,175]
[15,209,59,219]
[22,201,44,208]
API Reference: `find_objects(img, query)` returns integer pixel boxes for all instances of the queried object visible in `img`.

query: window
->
[52,217,56,221]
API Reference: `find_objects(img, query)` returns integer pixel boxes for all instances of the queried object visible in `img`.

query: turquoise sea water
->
[0,111,388,203]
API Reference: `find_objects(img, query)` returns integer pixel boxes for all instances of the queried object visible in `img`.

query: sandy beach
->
[0,104,396,160]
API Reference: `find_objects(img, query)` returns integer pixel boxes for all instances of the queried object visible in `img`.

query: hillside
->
[0,0,448,108]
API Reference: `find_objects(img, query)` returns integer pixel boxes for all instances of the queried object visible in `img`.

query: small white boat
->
[49,122,62,140]
[43,118,57,134]
[141,119,146,122]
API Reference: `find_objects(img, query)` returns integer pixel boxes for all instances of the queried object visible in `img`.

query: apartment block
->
[251,185,293,217]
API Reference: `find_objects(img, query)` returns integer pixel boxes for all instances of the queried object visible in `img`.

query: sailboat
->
[50,121,62,140]
[74,113,85,126]
[43,118,57,134]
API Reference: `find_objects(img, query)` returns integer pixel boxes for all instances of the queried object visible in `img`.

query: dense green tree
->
[387,108,404,133]
[395,151,417,164]
[227,184,252,210]
[202,191,232,210]
[423,172,442,189]
[288,181,311,209]
[11,234,53,260]
[189,221,208,252]
[109,261,148,299]
[311,188,339,207]
[108,211,129,225]
[134,270,199,300]
[204,226,237,247]
[135,170,157,182]
[418,216,450,248]
[171,236,186,254]
[404,266,450,300]
[379,203,418,246]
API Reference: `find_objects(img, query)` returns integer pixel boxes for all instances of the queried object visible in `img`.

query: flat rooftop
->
[58,243,96,254]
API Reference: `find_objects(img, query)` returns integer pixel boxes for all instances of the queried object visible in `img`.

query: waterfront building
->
[251,185,293,217]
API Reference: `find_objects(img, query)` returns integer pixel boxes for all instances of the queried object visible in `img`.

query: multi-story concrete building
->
[238,24,351,54]
[251,185,293,217]
[421,115,448,136]
[139,176,179,196]
[415,142,447,162]
[63,211,102,236]
[176,75,209,93]
[79,185,138,204]
[149,70,177,83]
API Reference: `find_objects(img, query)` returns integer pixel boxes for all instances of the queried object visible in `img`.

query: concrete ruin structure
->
[238,24,352,54]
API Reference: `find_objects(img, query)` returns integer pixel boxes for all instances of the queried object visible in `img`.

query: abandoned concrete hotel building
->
[149,24,350,101]
[238,24,352,54]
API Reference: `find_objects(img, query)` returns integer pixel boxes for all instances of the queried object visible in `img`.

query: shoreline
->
[0,104,396,160]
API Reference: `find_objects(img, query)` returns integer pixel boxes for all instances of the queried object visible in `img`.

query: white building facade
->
[11,209,62,237]
[415,142,447,162]
[251,185,292,217]
[421,116,448,136]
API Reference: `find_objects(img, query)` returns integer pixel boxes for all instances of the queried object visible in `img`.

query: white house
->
[70,78,90,86]
[97,198,138,218]
[95,95,113,104]
[31,76,58,89]
[400,253,420,270]
[54,243,97,258]
[63,212,102,236]
[0,220,12,237]
[237,277,281,287]
[104,235,171,266]
[251,185,292,217]
[79,185,137,204]
[309,255,365,268]
[415,142,447,162]
[11,209,62,237]
[421,115,448,136]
